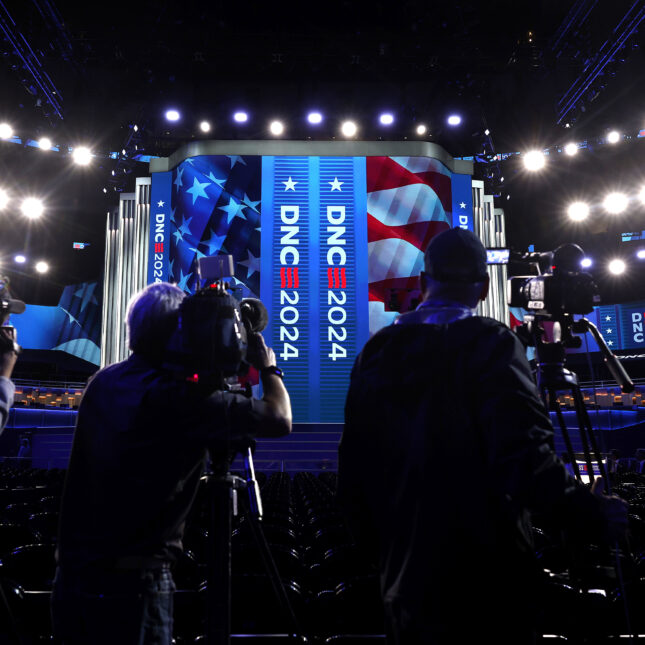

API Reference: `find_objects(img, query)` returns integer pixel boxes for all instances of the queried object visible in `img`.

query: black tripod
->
[203,444,305,645]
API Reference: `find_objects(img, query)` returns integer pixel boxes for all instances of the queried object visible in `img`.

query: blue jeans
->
[51,565,175,645]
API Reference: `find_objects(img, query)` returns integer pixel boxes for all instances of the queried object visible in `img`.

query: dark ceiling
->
[2,0,645,305]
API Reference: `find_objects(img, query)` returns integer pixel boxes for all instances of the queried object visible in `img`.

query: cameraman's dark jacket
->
[338,307,604,627]
[57,353,286,572]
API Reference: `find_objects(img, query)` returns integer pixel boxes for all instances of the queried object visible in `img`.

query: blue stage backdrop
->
[150,154,471,422]
[9,281,102,366]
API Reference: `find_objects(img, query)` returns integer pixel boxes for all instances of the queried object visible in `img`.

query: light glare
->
[38,137,52,151]
[233,112,248,123]
[639,186,645,204]
[607,130,621,144]
[567,202,589,221]
[564,143,578,156]
[72,146,92,166]
[269,120,284,136]
[35,261,49,274]
[379,113,394,125]
[307,112,323,124]
[341,121,357,137]
[199,121,211,133]
[21,197,44,219]
[0,188,8,210]
[608,259,626,275]
[637,249,645,259]
[0,123,13,139]
[603,192,628,214]
[523,150,546,171]
[416,124,427,135]
[165,109,180,122]
[14,255,26,264]
[447,115,462,126]
[580,258,593,268]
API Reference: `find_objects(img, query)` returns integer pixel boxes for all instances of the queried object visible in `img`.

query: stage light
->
[38,137,52,151]
[607,130,621,144]
[564,142,578,156]
[567,201,589,221]
[580,258,593,268]
[199,121,211,133]
[269,120,284,136]
[14,255,26,264]
[416,124,427,135]
[484,129,490,136]
[35,261,49,274]
[523,150,545,171]
[639,186,645,204]
[637,249,645,259]
[608,259,626,275]
[379,113,394,125]
[233,111,248,123]
[0,123,13,139]
[0,188,8,210]
[341,121,357,137]
[165,109,181,122]
[447,115,462,126]
[603,192,628,214]
[307,112,323,124]
[72,146,92,166]
[20,198,44,219]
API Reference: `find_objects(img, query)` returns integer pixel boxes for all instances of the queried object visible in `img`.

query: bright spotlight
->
[607,130,621,144]
[379,113,394,125]
[233,111,248,123]
[199,121,211,133]
[0,123,13,140]
[269,120,284,136]
[21,198,44,219]
[608,259,626,275]
[416,124,427,135]
[72,146,92,166]
[35,261,49,274]
[484,129,490,136]
[637,249,645,259]
[580,258,593,268]
[603,192,628,214]
[639,186,645,204]
[523,150,545,171]
[567,201,589,221]
[14,255,26,264]
[307,112,323,124]
[564,143,578,156]
[38,137,52,151]
[165,109,181,122]
[0,188,8,210]
[447,115,462,126]
[341,121,358,137]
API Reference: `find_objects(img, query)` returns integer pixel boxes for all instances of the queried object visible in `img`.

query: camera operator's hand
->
[592,476,629,541]
[0,328,18,380]
[248,332,276,371]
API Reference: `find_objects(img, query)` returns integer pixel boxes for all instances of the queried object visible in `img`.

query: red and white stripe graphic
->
[280,267,300,289]
[367,156,452,334]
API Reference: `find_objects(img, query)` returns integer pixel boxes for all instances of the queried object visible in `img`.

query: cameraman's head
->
[127,283,185,364]
[420,227,489,308]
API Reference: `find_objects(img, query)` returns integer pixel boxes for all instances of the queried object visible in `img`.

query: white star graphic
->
[459,202,467,209]
[157,200,165,207]
[606,328,613,334]
[606,315,612,321]
[186,178,210,205]
[239,249,261,279]
[218,197,245,224]
[608,340,614,346]
[329,177,343,191]
[283,177,298,191]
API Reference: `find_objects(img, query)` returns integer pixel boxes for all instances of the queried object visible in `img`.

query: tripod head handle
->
[577,318,634,393]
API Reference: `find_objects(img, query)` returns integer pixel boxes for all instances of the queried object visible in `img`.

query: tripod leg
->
[549,388,584,483]
[572,386,608,482]
[242,499,302,637]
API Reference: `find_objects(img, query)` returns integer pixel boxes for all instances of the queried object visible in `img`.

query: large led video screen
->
[149,154,473,422]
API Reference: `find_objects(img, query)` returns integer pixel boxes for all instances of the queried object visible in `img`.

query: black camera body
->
[507,244,600,318]
[165,256,268,381]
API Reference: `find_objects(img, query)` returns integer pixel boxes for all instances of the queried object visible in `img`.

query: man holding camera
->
[338,228,627,644]
[52,282,291,645]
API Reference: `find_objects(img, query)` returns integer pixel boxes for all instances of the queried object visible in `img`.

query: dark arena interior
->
[3,1,645,643]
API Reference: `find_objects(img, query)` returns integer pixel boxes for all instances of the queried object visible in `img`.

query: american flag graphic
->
[366,156,452,333]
